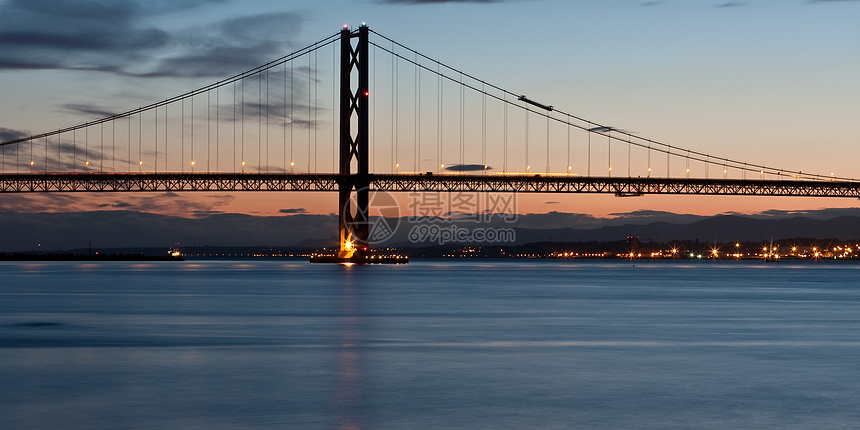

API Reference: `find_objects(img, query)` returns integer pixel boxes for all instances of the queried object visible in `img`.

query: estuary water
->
[1,259,859,429]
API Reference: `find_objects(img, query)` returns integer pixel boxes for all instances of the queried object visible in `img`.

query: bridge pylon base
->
[309,254,408,265]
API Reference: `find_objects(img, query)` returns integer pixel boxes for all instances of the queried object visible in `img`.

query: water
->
[2,259,859,429]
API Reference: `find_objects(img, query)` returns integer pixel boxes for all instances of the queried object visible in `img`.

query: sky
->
[1,0,859,220]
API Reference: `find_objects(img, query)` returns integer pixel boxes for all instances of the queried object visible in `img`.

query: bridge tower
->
[338,25,370,258]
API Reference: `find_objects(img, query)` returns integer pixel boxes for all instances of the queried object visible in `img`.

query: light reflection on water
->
[1,260,859,429]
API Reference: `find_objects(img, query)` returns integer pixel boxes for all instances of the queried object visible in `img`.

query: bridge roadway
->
[1,173,860,197]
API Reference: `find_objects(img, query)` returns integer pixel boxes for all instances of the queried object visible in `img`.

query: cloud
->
[279,208,307,214]
[61,104,120,118]
[0,1,304,79]
[141,12,305,78]
[191,210,226,216]
[0,193,236,218]
[716,1,748,7]
[444,163,492,172]
[0,127,29,143]
[98,202,134,209]
[0,0,170,72]
[609,209,688,218]
[544,201,559,205]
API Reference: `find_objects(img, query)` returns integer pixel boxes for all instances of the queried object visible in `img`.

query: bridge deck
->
[1,173,859,197]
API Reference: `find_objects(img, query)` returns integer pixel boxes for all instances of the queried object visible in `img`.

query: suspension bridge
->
[2,25,859,260]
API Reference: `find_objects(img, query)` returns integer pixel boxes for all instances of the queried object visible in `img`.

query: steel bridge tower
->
[338,25,369,259]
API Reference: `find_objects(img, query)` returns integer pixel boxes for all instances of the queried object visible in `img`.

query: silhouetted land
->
[17,238,856,261]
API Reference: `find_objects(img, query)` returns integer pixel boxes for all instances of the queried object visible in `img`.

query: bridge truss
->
[3,173,860,198]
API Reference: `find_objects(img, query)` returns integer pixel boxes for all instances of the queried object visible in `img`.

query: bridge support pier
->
[337,25,370,259]
[310,25,407,264]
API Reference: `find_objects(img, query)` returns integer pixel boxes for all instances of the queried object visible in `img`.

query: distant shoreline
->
[0,253,184,262]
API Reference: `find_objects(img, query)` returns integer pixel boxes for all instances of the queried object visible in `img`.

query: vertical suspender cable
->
[215,87,221,172]
[30,128,37,173]
[191,94,194,172]
[164,103,168,171]
[686,150,690,179]
[666,149,670,178]
[607,130,611,177]
[459,72,464,172]
[242,78,245,172]
[208,90,211,173]
[73,128,77,173]
[288,61,292,173]
[308,52,312,173]
[314,49,318,173]
[290,62,294,172]
[417,53,422,172]
[259,71,263,172]
[648,143,651,177]
[395,47,400,172]
[503,93,508,172]
[414,54,418,173]
[437,62,442,173]
[233,81,237,172]
[372,46,376,173]
[586,123,591,177]
[524,107,529,172]
[627,135,631,177]
[482,83,486,174]
[266,69,270,173]
[154,106,157,173]
[546,113,550,173]
[181,99,185,172]
[332,44,336,173]
[566,115,571,174]
[391,43,396,172]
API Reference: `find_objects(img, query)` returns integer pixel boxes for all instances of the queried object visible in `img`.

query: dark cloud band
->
[0,0,302,79]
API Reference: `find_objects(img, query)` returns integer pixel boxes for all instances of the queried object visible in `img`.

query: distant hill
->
[504,215,860,245]
[0,211,336,252]
[2,209,860,252]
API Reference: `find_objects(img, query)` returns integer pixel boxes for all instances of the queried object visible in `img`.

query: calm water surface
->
[1,259,859,429]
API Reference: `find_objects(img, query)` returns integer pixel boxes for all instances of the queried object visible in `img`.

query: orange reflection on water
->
[335,282,363,430]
